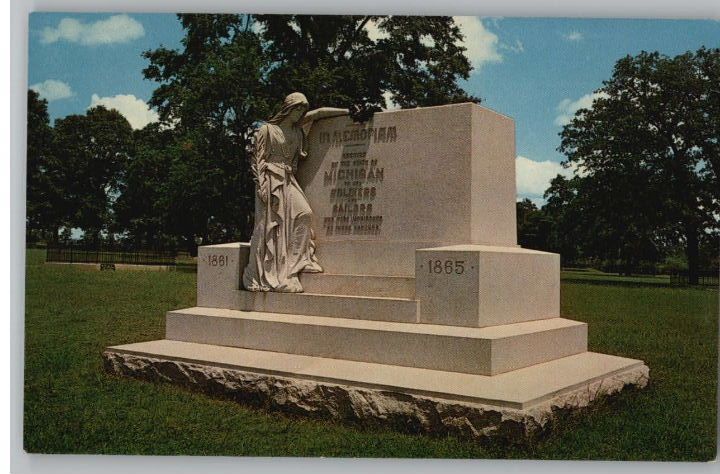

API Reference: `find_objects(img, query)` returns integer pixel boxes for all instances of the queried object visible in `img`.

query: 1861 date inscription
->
[206,254,227,267]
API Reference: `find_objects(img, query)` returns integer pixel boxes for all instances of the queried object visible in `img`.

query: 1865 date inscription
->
[427,259,466,275]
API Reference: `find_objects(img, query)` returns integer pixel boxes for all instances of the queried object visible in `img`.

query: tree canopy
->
[129,14,480,249]
[52,106,133,243]
[27,96,133,245]
[516,198,553,252]
[551,47,719,281]
[26,90,59,242]
[253,15,477,115]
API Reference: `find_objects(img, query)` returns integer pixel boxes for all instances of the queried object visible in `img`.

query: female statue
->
[242,92,347,293]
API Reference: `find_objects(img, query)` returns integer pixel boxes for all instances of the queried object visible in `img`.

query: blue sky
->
[28,13,720,205]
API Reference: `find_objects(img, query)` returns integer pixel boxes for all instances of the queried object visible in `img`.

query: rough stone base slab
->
[103,340,649,444]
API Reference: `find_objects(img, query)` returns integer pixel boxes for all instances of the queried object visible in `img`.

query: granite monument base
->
[103,242,649,444]
[104,103,648,444]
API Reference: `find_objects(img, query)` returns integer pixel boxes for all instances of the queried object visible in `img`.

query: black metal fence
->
[670,270,719,287]
[563,262,662,275]
[46,244,176,266]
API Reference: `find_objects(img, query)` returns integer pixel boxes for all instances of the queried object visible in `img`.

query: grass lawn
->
[23,249,718,459]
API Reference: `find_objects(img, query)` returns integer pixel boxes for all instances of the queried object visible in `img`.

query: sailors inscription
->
[319,125,397,237]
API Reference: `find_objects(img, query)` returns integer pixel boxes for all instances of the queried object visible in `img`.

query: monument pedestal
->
[104,243,648,443]
[104,103,648,443]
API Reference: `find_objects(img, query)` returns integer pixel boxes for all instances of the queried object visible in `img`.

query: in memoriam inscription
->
[317,125,397,237]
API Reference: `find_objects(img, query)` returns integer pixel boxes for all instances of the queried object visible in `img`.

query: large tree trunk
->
[186,234,198,257]
[685,221,700,285]
[50,226,60,244]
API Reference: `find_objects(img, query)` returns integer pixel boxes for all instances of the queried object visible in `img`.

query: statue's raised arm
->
[300,107,349,136]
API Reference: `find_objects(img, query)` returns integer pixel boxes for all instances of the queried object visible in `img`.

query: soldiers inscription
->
[318,125,396,237]
[297,104,517,276]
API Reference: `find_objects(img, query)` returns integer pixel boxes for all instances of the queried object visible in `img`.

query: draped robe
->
[242,123,322,292]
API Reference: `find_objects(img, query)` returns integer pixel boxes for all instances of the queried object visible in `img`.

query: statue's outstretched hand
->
[301,107,349,136]
[309,107,349,119]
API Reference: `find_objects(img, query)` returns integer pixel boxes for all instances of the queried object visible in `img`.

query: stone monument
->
[104,100,649,443]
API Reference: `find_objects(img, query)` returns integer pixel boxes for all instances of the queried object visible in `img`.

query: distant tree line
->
[516,47,719,283]
[26,14,718,282]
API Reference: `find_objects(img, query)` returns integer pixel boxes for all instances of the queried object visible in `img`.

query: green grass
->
[24,249,718,459]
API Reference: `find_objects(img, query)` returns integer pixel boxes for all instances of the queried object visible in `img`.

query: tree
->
[516,199,553,251]
[254,15,478,115]
[543,172,665,274]
[558,48,720,283]
[26,90,61,243]
[542,176,580,264]
[53,106,133,243]
[142,15,271,248]
[112,124,175,248]
[139,14,478,246]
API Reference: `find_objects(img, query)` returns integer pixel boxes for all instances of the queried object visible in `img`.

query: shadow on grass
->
[102,369,531,458]
[529,383,660,461]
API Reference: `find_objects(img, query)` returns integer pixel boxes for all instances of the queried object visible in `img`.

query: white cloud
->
[518,196,547,209]
[249,17,264,35]
[453,16,502,70]
[382,91,399,111]
[89,94,159,130]
[41,14,144,45]
[289,20,301,34]
[364,17,509,70]
[516,155,575,199]
[554,92,608,127]
[485,17,503,29]
[365,18,389,42]
[563,31,583,42]
[30,79,73,102]
[420,34,435,48]
[366,18,432,47]
[500,39,524,54]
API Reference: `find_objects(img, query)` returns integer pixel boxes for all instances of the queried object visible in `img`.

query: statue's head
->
[268,92,309,126]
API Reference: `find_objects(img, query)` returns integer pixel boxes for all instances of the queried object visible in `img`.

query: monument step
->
[211,289,420,323]
[104,340,646,410]
[299,272,415,298]
[165,307,587,376]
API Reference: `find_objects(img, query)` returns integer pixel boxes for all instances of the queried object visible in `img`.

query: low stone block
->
[197,243,248,308]
[233,290,419,323]
[415,244,560,327]
[299,272,415,298]
[165,307,586,375]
